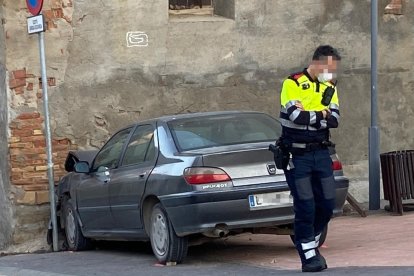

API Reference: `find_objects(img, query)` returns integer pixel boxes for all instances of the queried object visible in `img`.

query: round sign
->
[26,0,43,16]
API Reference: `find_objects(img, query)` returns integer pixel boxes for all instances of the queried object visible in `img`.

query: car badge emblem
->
[267,164,276,175]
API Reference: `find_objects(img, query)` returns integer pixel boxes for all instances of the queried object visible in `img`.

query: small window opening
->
[385,0,403,15]
[169,0,213,16]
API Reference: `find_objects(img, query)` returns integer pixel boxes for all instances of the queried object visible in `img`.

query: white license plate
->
[248,191,293,210]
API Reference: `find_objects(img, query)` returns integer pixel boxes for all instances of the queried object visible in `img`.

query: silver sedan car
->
[54,111,349,264]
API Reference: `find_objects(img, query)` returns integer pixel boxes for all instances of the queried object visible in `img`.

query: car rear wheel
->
[149,203,188,264]
[290,225,328,247]
[63,198,91,251]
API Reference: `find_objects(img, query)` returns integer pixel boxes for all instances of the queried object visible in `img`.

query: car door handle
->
[139,172,147,178]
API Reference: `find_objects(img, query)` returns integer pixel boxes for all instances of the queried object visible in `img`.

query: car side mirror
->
[74,161,90,173]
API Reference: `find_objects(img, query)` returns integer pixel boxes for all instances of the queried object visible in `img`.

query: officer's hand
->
[322,109,331,119]
[295,102,304,110]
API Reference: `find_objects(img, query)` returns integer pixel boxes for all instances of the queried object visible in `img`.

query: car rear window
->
[168,113,281,151]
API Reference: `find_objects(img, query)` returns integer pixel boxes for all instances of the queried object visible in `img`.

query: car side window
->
[92,128,132,171]
[121,125,155,166]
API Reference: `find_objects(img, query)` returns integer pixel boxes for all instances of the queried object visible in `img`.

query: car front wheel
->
[149,203,188,264]
[63,198,91,251]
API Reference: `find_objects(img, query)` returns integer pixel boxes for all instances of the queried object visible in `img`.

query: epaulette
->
[287,72,304,86]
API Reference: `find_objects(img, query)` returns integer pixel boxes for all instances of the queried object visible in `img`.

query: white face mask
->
[317,69,334,83]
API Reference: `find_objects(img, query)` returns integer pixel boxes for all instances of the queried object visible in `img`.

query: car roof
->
[138,111,269,125]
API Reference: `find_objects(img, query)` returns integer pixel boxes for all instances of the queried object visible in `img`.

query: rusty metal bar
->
[388,153,399,213]
[408,151,414,198]
[380,154,390,201]
[403,151,410,198]
[398,152,407,201]
[396,152,403,214]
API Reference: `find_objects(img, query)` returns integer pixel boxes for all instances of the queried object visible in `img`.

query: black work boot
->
[315,249,328,269]
[302,256,327,272]
[296,242,327,273]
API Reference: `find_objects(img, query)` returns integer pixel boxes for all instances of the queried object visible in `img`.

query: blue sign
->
[26,0,43,16]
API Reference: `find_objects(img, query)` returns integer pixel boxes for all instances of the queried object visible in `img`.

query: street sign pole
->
[27,0,59,252]
[38,28,58,252]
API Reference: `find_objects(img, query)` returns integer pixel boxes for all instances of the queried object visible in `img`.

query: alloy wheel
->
[151,210,169,257]
[65,208,76,245]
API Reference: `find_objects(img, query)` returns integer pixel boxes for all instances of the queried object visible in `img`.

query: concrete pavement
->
[197,210,414,269]
[0,209,413,275]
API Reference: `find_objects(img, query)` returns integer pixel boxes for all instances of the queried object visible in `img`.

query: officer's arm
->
[326,103,339,128]
[281,79,326,126]
[326,89,340,128]
[314,90,340,129]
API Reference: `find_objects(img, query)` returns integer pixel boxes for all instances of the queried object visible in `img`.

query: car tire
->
[290,225,328,248]
[63,197,91,251]
[149,203,188,264]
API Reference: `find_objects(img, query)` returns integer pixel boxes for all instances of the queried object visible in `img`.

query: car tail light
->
[184,167,231,185]
[332,160,343,171]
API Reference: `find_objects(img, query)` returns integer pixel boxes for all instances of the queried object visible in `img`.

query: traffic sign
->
[26,0,43,16]
[27,14,45,34]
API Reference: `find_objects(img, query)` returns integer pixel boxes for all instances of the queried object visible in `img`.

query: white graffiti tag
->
[126,32,149,47]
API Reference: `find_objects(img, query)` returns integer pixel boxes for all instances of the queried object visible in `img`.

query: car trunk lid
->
[186,143,286,186]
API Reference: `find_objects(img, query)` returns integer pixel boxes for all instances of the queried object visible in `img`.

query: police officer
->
[279,45,341,272]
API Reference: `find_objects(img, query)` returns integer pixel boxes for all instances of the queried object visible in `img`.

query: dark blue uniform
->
[279,69,340,271]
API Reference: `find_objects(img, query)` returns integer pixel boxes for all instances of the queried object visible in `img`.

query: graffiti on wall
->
[126,32,149,47]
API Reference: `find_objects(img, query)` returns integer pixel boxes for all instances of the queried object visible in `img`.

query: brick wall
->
[9,111,76,205]
[8,66,76,205]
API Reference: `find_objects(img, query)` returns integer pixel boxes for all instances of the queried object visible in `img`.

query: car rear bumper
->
[160,178,349,237]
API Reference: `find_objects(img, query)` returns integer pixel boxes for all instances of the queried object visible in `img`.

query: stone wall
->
[0,0,13,249]
[2,0,76,250]
[1,0,414,249]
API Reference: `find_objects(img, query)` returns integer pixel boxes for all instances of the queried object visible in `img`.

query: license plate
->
[248,191,293,210]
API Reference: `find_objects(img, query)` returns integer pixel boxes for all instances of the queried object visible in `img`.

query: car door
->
[76,127,133,231]
[108,124,157,230]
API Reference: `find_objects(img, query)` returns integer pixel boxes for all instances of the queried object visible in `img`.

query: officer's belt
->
[291,142,327,151]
